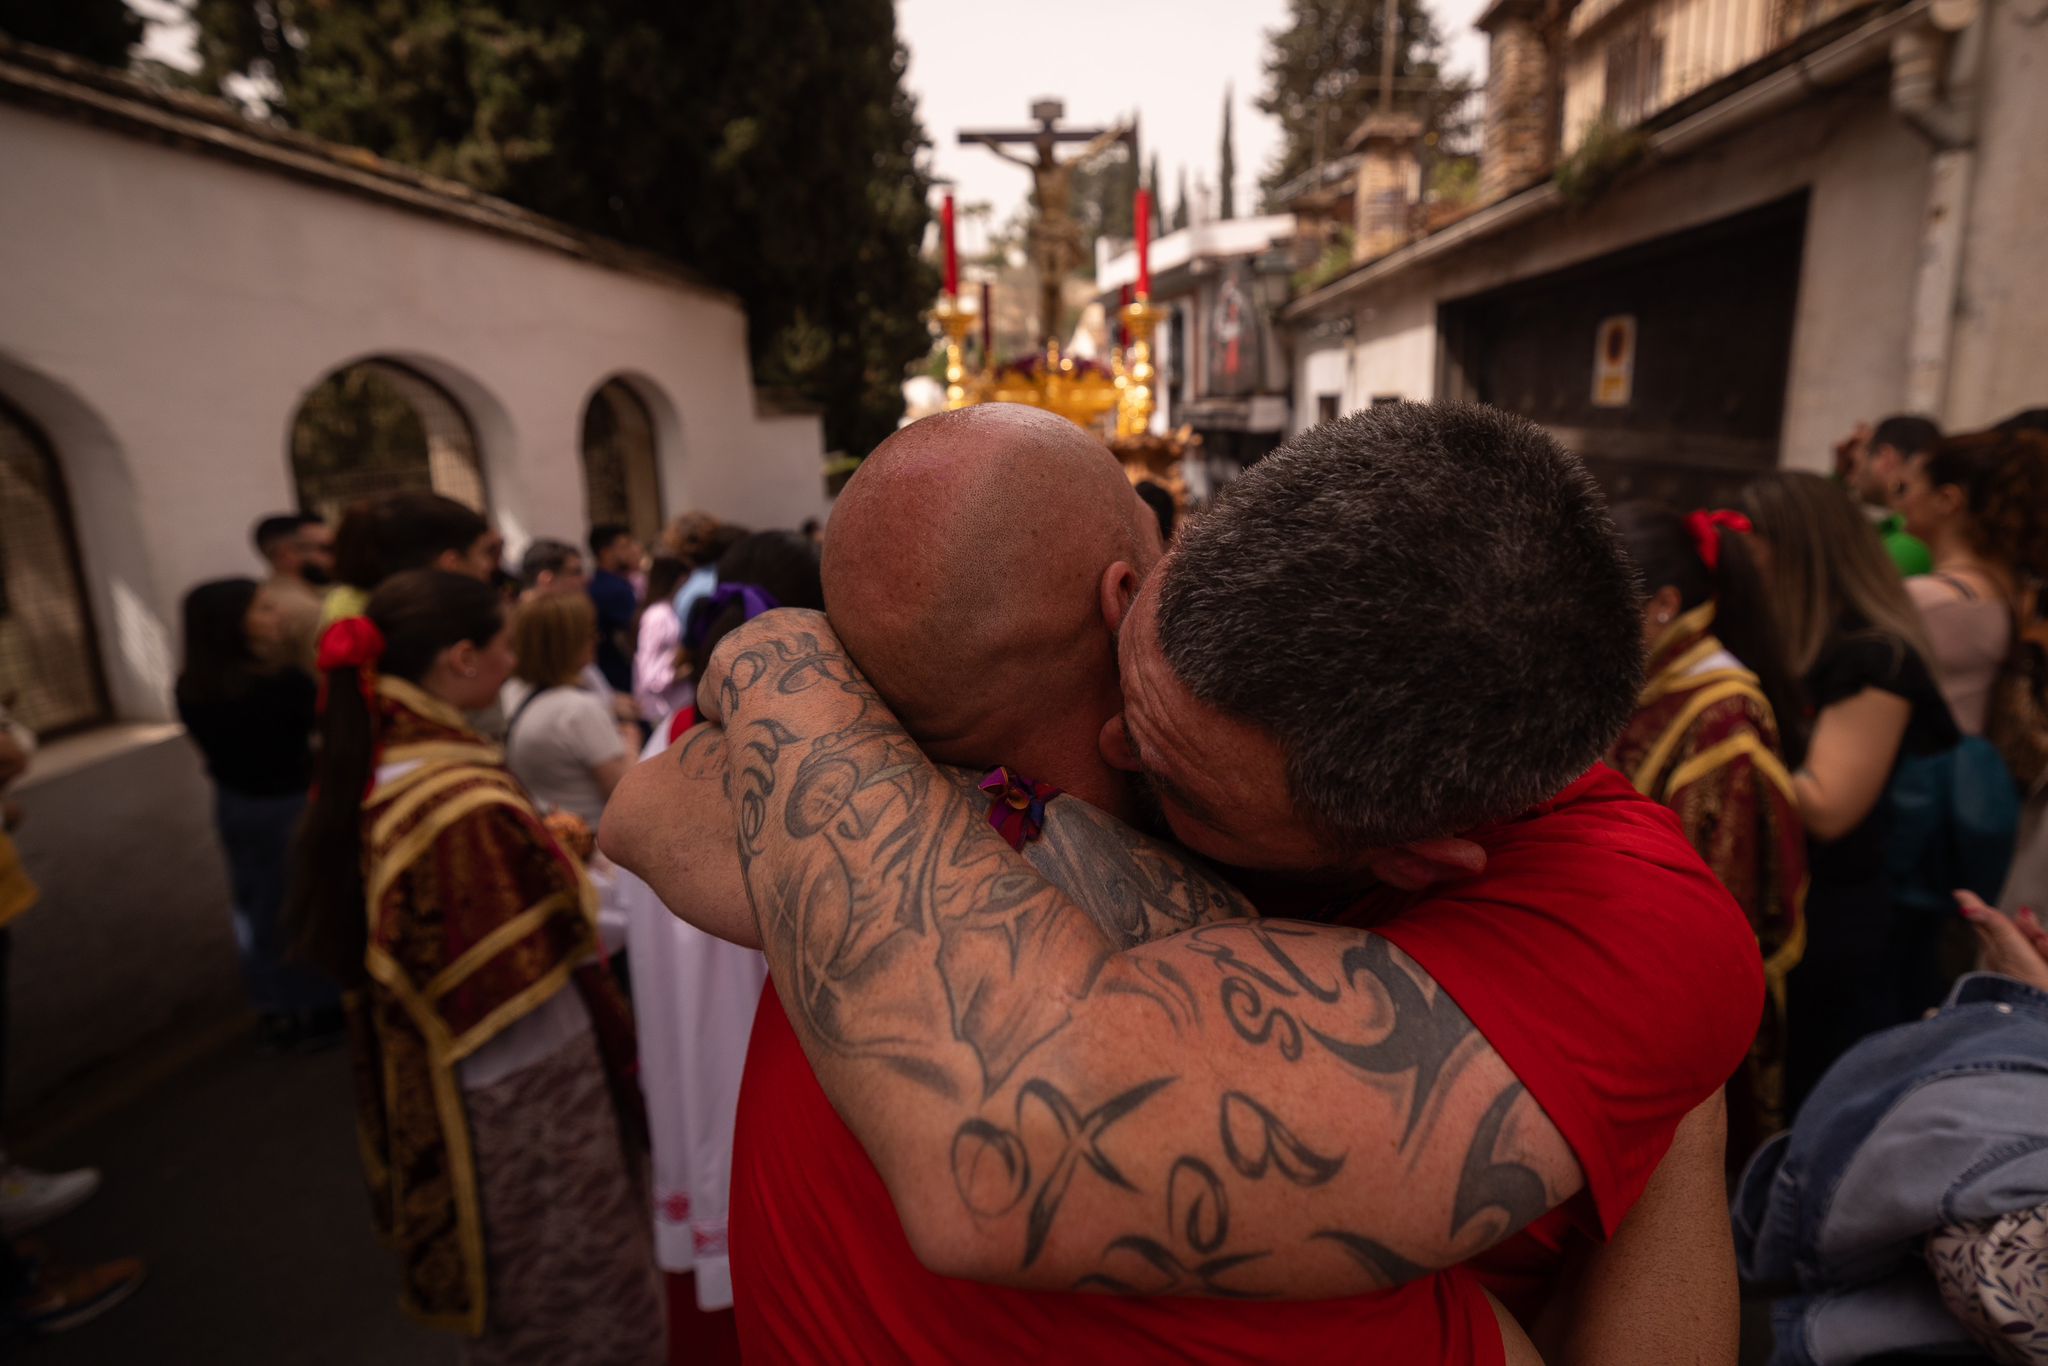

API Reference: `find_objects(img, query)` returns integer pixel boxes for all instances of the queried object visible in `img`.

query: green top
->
[1877,513,1933,577]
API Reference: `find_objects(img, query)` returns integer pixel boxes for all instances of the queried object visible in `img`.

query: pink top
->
[631,602,695,727]
[1908,571,2011,735]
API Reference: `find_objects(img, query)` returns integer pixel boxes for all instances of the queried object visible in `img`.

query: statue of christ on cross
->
[961,100,1134,347]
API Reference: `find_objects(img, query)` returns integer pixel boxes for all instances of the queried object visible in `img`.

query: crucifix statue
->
[961,99,1134,346]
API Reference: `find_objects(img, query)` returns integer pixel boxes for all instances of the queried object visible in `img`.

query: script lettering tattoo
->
[1218,1092,1346,1186]
[1076,1155,1272,1298]
[951,1076,1177,1267]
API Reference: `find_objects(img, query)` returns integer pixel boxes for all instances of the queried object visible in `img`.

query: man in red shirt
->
[606,403,1758,1360]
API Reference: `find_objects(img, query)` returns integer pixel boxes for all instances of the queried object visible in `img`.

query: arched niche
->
[289,359,486,524]
[580,377,663,548]
[0,395,108,735]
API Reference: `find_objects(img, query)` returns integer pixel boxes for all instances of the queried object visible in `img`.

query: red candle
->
[941,193,959,298]
[1118,284,1132,349]
[1134,188,1152,299]
[980,281,993,361]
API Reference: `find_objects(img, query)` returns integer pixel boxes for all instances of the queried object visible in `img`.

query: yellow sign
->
[1593,315,1636,408]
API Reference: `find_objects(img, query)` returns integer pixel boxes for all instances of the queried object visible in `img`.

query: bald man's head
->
[824,404,1161,765]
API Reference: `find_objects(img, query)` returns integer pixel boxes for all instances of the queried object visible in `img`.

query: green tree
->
[1256,0,1475,205]
[0,0,140,67]
[190,0,936,458]
[1069,141,1137,277]
[1172,167,1190,231]
[1145,152,1164,239]
[1219,85,1237,220]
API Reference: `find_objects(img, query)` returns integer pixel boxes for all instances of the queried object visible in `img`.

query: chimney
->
[1478,0,1560,201]
[1349,111,1426,261]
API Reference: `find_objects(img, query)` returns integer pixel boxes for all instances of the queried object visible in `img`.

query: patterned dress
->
[349,677,660,1361]
[1606,602,1807,1160]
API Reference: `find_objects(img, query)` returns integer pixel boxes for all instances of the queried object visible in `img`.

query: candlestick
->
[931,293,978,409]
[979,281,993,369]
[941,193,958,298]
[1116,297,1164,439]
[1134,188,1152,299]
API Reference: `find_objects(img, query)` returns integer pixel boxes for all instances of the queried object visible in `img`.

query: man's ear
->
[1098,560,1141,635]
[1361,837,1488,892]
[432,547,465,575]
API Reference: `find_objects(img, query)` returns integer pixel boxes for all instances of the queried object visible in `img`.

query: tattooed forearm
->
[702,613,1582,1298]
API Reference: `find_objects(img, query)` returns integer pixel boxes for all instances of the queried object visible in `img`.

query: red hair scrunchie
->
[1684,508,1753,573]
[315,616,386,714]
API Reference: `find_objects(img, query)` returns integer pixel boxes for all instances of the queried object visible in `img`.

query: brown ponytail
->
[286,570,503,984]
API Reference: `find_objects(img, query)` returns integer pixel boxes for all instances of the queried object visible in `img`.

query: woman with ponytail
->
[289,570,661,1363]
[1607,503,1807,1162]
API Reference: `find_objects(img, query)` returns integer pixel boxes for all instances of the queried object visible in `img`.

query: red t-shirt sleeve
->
[1374,768,1764,1237]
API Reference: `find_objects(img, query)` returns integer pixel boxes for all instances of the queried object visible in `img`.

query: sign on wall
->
[1592,315,1636,408]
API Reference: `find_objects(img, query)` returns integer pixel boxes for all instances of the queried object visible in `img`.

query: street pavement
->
[18,1028,449,1365]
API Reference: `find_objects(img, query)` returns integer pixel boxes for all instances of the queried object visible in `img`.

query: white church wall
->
[0,90,828,1117]
[0,98,827,725]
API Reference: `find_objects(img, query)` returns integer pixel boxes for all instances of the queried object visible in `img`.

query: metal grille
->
[580,380,661,547]
[0,401,107,736]
[291,361,485,525]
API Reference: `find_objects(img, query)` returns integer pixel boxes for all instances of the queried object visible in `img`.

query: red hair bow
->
[315,616,385,714]
[1684,509,1753,573]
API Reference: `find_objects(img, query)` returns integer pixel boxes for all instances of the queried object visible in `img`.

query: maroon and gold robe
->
[1606,602,1806,1155]
[350,677,637,1333]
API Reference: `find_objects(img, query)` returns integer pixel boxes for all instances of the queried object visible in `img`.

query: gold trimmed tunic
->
[1607,603,1807,1154]
[349,677,638,1334]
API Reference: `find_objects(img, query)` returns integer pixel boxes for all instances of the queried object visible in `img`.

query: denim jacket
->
[1734,972,2048,1365]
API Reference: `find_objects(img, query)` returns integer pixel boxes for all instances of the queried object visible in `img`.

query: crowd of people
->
[1,396,2045,1362]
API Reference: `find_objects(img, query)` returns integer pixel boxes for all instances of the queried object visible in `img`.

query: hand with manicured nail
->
[1956,890,2048,993]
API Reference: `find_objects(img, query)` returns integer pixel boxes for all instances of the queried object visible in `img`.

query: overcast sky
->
[899,0,1491,253]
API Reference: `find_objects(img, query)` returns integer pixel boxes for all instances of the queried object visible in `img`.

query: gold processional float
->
[928,165,1195,501]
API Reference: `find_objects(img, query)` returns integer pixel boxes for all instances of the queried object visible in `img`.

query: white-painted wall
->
[1295,344,1349,433]
[0,100,829,727]
[1944,0,2048,429]
[0,91,830,1117]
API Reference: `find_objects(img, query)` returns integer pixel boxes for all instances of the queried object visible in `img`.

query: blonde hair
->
[511,592,596,688]
[1740,471,1936,677]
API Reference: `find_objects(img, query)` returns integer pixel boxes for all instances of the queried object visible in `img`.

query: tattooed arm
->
[704,612,1584,1297]
[597,723,1254,953]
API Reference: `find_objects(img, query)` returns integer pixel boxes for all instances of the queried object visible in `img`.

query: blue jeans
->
[213,789,337,1017]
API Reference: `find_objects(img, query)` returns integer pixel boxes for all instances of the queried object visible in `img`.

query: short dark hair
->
[333,492,489,590]
[587,523,632,558]
[1155,402,1642,847]
[1870,414,1941,458]
[686,530,824,678]
[1135,481,1176,542]
[519,537,582,586]
[1994,408,2048,438]
[253,513,312,558]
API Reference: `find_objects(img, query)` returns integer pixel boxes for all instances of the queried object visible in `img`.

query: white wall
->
[0,93,831,1115]
[1945,0,2048,428]
[1295,343,1350,433]
[0,101,829,726]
